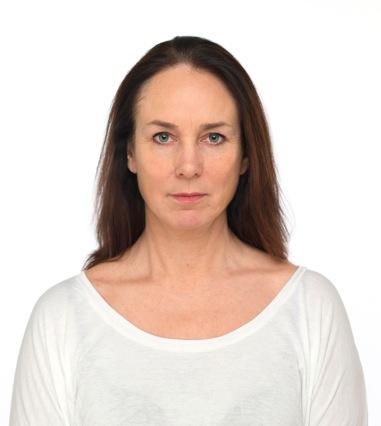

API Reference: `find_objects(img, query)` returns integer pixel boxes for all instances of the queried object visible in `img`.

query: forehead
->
[135,65,239,125]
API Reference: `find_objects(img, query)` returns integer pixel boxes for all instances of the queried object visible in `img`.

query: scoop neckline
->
[76,265,307,353]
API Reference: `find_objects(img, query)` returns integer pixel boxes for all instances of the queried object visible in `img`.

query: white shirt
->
[9,265,368,425]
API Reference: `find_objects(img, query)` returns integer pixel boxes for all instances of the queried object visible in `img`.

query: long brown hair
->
[82,35,291,271]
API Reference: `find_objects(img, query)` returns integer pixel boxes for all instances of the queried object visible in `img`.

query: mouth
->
[170,194,206,204]
[171,193,206,196]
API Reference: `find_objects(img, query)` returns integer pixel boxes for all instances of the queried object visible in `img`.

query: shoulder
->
[27,274,82,328]
[299,267,344,307]
[298,267,357,340]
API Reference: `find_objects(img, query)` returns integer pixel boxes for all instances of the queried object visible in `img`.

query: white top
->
[9,265,368,425]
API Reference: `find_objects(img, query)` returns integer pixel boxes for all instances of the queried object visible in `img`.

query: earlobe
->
[127,154,137,174]
[240,157,249,175]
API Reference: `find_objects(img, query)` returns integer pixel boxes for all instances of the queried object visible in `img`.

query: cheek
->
[136,160,170,200]
[211,160,242,203]
[137,147,171,174]
[210,157,241,185]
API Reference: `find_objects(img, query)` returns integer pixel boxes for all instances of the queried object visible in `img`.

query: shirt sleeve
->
[306,273,368,425]
[9,286,72,425]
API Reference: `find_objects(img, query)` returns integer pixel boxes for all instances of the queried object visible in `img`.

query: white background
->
[1,0,380,423]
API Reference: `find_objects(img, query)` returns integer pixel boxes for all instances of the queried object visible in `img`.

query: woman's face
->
[128,64,248,230]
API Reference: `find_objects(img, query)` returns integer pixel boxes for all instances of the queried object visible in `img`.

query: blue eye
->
[152,132,226,145]
[208,132,225,144]
[153,132,172,144]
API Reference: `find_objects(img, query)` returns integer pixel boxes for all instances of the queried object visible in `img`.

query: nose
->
[174,145,203,178]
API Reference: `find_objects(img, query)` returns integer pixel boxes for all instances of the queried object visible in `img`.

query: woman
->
[9,35,368,425]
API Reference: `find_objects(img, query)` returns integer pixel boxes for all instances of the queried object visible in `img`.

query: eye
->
[152,132,226,145]
[152,132,172,144]
[207,132,226,145]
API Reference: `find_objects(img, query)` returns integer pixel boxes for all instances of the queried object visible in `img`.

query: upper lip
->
[171,192,206,196]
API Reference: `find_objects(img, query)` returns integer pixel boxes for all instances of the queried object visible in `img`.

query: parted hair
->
[82,35,291,271]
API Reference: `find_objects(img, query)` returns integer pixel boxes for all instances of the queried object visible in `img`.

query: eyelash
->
[152,131,226,146]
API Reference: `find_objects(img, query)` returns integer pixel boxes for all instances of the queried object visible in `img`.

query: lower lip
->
[171,194,206,203]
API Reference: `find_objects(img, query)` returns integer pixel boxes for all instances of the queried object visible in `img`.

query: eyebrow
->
[145,120,233,131]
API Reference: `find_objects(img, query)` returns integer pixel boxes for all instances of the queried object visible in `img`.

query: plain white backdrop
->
[1,0,380,423]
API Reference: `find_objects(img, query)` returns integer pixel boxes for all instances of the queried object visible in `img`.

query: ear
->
[127,144,137,174]
[240,156,249,175]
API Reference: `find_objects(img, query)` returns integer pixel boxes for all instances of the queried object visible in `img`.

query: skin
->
[120,63,293,296]
[85,64,297,338]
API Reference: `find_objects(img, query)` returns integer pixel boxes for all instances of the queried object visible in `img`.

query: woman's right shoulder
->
[29,272,85,321]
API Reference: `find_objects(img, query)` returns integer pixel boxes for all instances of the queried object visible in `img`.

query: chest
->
[91,274,284,340]
[74,306,303,425]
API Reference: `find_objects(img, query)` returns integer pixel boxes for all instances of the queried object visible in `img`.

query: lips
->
[171,193,206,196]
[171,194,206,203]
